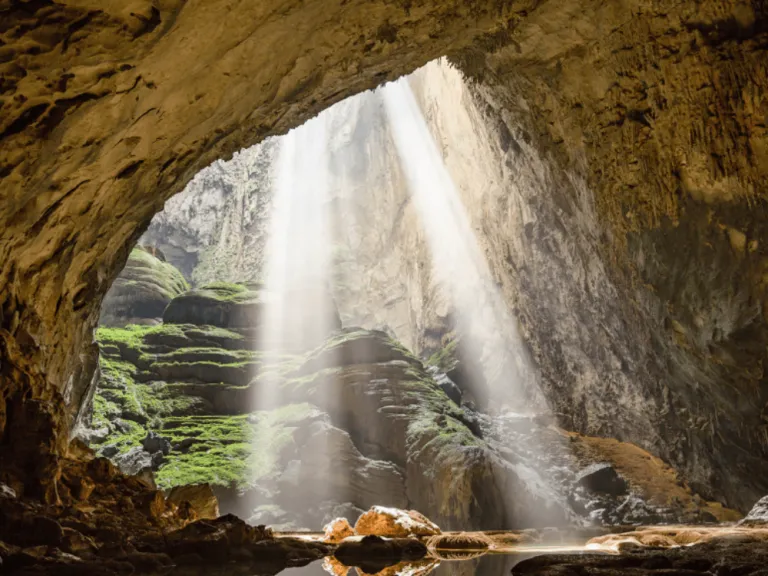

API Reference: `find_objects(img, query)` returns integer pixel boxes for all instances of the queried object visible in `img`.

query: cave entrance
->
[81,59,602,532]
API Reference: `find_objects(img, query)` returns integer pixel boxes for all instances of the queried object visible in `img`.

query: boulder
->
[142,432,172,456]
[323,518,355,543]
[167,484,220,520]
[113,447,154,476]
[740,495,768,526]
[334,535,428,574]
[354,506,441,538]
[100,246,189,327]
[575,464,628,496]
[426,532,492,550]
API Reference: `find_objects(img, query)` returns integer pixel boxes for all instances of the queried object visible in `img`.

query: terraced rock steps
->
[88,281,565,530]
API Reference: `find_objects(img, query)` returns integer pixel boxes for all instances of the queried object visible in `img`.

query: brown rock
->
[140,491,167,520]
[167,484,219,520]
[426,532,492,550]
[323,517,355,543]
[355,507,440,538]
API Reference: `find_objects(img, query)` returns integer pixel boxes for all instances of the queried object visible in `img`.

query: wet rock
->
[142,432,171,456]
[354,506,441,538]
[334,535,428,574]
[426,532,492,550]
[324,517,355,543]
[0,484,16,499]
[167,484,219,520]
[576,464,628,496]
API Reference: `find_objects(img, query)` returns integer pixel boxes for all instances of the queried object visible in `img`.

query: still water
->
[281,546,599,576]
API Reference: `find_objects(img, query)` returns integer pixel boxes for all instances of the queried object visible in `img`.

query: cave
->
[2,1,768,574]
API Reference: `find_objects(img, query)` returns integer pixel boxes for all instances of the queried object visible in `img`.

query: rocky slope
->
[86,266,738,530]
[85,281,566,530]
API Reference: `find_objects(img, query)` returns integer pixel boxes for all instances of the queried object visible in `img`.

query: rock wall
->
[141,143,276,286]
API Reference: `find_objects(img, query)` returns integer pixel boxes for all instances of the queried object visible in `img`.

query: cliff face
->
[141,143,276,286]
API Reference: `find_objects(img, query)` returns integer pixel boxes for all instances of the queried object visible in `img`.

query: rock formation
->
[99,246,189,327]
[1,1,768,573]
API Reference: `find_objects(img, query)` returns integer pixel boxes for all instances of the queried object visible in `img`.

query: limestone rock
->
[142,432,172,456]
[100,247,189,327]
[334,535,428,574]
[354,506,441,538]
[167,484,220,520]
[740,496,768,526]
[426,532,492,550]
[575,464,628,496]
[323,517,355,543]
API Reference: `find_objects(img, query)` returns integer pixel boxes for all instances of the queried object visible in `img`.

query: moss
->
[196,282,262,304]
[426,338,459,372]
[153,404,318,489]
[127,247,189,298]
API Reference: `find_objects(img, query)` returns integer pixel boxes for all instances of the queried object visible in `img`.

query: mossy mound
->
[99,246,189,327]
[162,282,264,329]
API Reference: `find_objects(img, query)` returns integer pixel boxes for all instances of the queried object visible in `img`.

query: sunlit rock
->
[426,532,492,550]
[324,517,355,543]
[741,496,768,526]
[167,484,220,520]
[354,506,441,538]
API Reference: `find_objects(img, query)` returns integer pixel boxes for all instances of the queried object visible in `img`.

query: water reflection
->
[280,548,596,576]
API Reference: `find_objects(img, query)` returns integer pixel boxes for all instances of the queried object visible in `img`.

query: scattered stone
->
[99,444,119,458]
[426,532,492,550]
[355,506,441,538]
[87,457,117,482]
[324,517,355,543]
[167,484,220,520]
[113,446,153,476]
[576,464,628,496]
[0,483,17,499]
[742,495,768,526]
[142,432,172,456]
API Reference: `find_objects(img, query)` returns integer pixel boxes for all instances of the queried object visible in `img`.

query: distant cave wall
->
[0,0,516,483]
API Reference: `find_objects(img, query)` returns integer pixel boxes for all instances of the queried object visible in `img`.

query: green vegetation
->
[426,337,459,372]
[126,247,190,298]
[90,317,484,497]
[195,282,262,304]
[153,403,318,489]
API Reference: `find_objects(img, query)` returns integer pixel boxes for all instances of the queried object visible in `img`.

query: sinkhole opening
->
[80,58,728,539]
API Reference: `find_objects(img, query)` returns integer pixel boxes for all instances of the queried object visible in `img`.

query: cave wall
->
[2,0,768,512]
[0,0,516,494]
[456,0,768,511]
